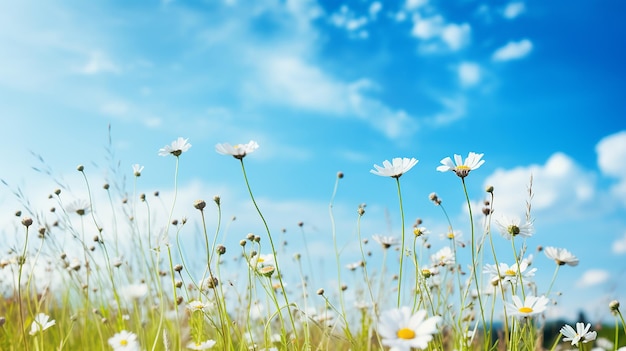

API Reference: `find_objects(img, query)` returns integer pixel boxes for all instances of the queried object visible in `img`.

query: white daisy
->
[505,295,549,319]
[186,339,217,350]
[108,330,140,351]
[436,152,485,178]
[132,164,144,177]
[215,140,259,159]
[372,234,400,249]
[560,322,597,346]
[544,246,579,266]
[29,313,55,335]
[431,246,455,267]
[370,157,418,178]
[483,258,536,285]
[186,300,212,313]
[377,307,441,351]
[158,137,191,157]
[495,215,534,239]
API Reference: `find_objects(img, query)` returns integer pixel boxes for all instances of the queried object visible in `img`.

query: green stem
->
[394,177,406,308]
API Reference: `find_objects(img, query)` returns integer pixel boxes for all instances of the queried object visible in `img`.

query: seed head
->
[194,200,206,210]
[610,300,620,313]
[337,171,344,179]
[77,165,84,172]
[21,217,33,228]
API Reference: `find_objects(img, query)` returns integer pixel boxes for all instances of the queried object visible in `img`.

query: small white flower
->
[377,307,441,351]
[560,322,597,346]
[436,152,485,178]
[505,295,549,319]
[215,140,259,159]
[108,330,140,351]
[158,137,191,157]
[120,283,148,301]
[370,157,418,178]
[483,258,537,285]
[544,246,579,266]
[29,313,55,335]
[186,339,217,350]
[346,260,365,271]
[495,215,534,239]
[132,164,144,177]
[372,234,400,249]
[186,300,212,313]
[431,246,455,266]
[67,199,90,216]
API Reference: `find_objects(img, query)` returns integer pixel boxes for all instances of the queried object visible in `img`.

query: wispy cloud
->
[576,269,609,288]
[458,62,481,87]
[492,39,533,61]
[613,231,626,254]
[596,131,626,205]
[503,2,526,20]
[411,14,471,52]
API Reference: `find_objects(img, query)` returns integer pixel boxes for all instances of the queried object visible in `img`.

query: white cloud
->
[80,51,120,75]
[576,269,610,288]
[441,23,471,51]
[369,2,382,19]
[411,15,471,52]
[596,130,626,204]
[503,2,526,19]
[613,231,626,254]
[405,0,428,11]
[428,96,466,125]
[330,5,369,38]
[492,39,533,61]
[596,130,626,178]
[458,62,481,87]
[483,152,595,220]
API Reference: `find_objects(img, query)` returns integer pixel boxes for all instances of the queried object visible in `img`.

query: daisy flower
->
[505,295,549,319]
[370,157,418,178]
[560,322,597,346]
[377,307,441,351]
[436,152,485,178]
[132,164,144,177]
[431,246,455,267]
[495,215,534,239]
[186,339,217,350]
[215,140,259,159]
[108,330,140,351]
[186,300,212,313]
[67,199,90,216]
[483,258,537,285]
[29,313,55,335]
[372,234,400,249]
[158,137,191,157]
[544,246,579,266]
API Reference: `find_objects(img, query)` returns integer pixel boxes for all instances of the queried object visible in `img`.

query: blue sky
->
[1,0,626,322]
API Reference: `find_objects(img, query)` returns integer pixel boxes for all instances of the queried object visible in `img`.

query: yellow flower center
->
[397,327,416,340]
[447,232,455,239]
[456,165,471,171]
[508,225,520,236]
[518,307,533,313]
[120,340,128,346]
[504,269,516,276]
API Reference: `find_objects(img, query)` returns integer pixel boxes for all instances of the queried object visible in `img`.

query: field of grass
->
[1,137,624,351]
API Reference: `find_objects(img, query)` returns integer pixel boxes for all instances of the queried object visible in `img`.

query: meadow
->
[1,137,624,351]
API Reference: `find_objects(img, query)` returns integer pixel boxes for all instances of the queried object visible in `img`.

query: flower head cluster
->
[544,246,579,266]
[377,307,441,351]
[108,330,140,351]
[215,140,259,159]
[560,322,597,346]
[29,313,55,335]
[370,158,418,179]
[159,137,191,157]
[436,152,484,178]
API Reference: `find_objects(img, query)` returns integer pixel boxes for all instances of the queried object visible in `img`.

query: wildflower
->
[29,313,55,335]
[560,322,597,346]
[610,300,620,313]
[483,258,536,285]
[186,300,211,313]
[67,199,90,216]
[544,246,579,266]
[132,164,144,177]
[440,230,464,245]
[370,157,418,178]
[108,330,140,351]
[120,283,148,301]
[505,295,549,319]
[215,140,259,159]
[377,307,441,351]
[413,227,428,237]
[372,234,400,249]
[495,215,534,239]
[186,339,216,350]
[249,253,276,270]
[436,152,485,178]
[346,260,365,271]
[431,246,455,267]
[158,137,191,157]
